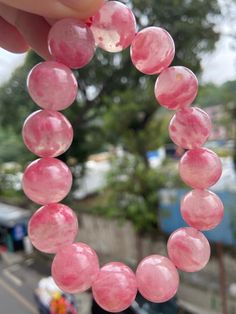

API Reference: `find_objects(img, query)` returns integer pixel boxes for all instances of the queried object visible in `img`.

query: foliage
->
[197,81,236,108]
[0,53,42,131]
[91,156,164,233]
[0,0,220,139]
[86,155,184,233]
[0,162,28,206]
[197,81,236,167]
[132,0,219,71]
[0,127,33,163]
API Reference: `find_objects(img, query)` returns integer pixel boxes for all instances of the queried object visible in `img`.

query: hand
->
[0,0,103,59]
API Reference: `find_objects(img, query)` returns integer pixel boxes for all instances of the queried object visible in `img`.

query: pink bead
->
[92,262,137,313]
[22,110,73,158]
[27,61,78,111]
[169,107,212,149]
[155,66,198,110]
[167,227,210,272]
[48,19,95,69]
[22,158,72,205]
[52,243,99,293]
[91,1,136,53]
[179,148,222,189]
[28,203,78,253]
[136,255,179,303]
[181,189,224,231]
[130,27,175,75]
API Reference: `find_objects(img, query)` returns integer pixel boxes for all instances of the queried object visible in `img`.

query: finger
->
[0,0,104,20]
[0,17,28,53]
[15,11,51,60]
[44,18,57,26]
[0,4,51,59]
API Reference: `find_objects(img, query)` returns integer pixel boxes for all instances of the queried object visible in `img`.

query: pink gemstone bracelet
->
[22,1,224,312]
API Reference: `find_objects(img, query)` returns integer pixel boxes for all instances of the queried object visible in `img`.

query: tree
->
[0,0,220,231]
[0,0,220,164]
[197,81,236,169]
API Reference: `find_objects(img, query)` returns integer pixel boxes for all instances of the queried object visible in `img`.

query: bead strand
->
[20,1,224,312]
[152,61,223,272]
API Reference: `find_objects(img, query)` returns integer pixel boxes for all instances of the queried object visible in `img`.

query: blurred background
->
[0,0,236,313]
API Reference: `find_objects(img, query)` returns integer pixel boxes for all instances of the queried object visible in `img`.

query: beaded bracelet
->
[21,1,224,312]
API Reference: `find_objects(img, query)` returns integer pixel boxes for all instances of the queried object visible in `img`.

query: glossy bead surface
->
[136,255,179,303]
[91,1,136,53]
[167,227,210,272]
[155,66,198,110]
[181,189,224,231]
[92,262,137,313]
[48,19,95,69]
[27,61,78,111]
[52,243,99,293]
[130,27,175,75]
[22,158,72,205]
[179,148,222,189]
[28,203,78,253]
[169,107,212,149]
[22,110,73,158]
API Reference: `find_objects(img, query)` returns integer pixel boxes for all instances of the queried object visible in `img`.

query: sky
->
[201,35,236,85]
[201,0,236,84]
[0,49,26,85]
[0,1,235,86]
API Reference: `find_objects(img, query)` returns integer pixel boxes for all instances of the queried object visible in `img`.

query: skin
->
[0,0,104,59]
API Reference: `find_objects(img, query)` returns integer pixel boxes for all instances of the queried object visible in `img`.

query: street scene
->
[0,0,236,314]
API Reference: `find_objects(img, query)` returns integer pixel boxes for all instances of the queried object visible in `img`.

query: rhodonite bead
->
[155,66,198,110]
[179,148,222,189]
[52,243,99,293]
[48,19,95,69]
[130,27,175,75]
[180,189,224,231]
[22,158,72,205]
[169,107,212,149]
[22,110,73,157]
[28,203,78,253]
[91,1,136,53]
[167,227,210,272]
[92,262,137,313]
[136,255,179,303]
[27,61,78,111]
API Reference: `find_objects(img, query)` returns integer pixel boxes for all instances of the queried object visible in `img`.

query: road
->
[0,253,91,314]
[0,255,43,314]
[0,276,37,314]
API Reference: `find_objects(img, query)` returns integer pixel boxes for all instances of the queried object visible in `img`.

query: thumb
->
[0,0,104,19]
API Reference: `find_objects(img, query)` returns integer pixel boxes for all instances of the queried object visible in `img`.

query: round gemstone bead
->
[48,19,95,69]
[130,27,175,75]
[22,110,73,158]
[136,255,179,303]
[28,203,78,253]
[27,61,78,111]
[155,66,198,110]
[52,243,99,294]
[181,189,224,231]
[179,148,222,189]
[92,262,137,313]
[91,1,136,53]
[22,158,72,205]
[169,107,212,149]
[167,227,210,272]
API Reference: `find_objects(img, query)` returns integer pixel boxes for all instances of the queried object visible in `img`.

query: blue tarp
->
[159,189,236,245]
